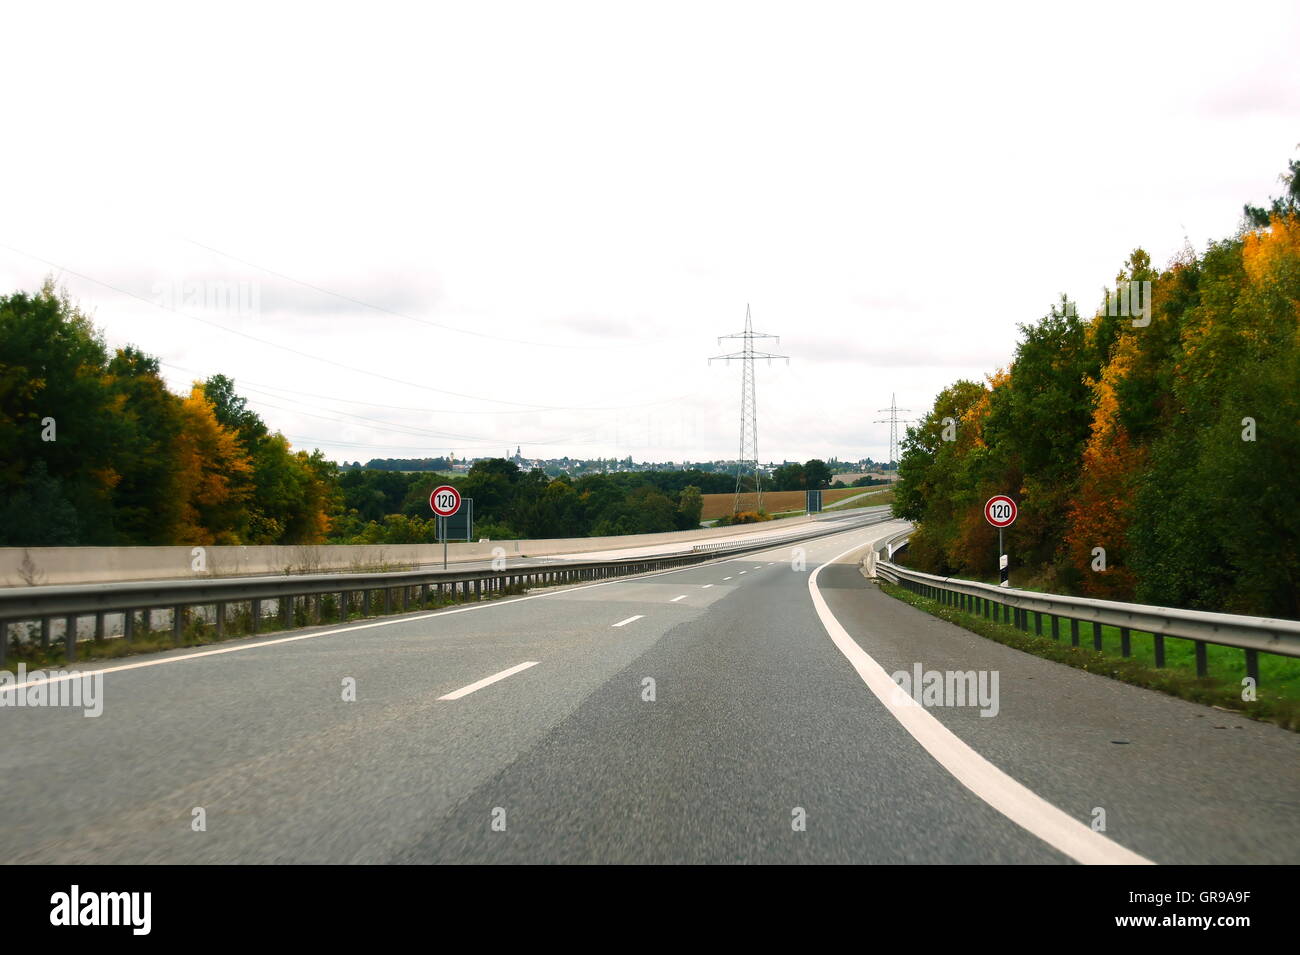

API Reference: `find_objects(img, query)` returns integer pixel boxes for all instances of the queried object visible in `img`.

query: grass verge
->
[877,580,1300,732]
[831,488,895,509]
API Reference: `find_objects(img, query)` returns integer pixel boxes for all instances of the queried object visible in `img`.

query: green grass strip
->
[878,580,1300,732]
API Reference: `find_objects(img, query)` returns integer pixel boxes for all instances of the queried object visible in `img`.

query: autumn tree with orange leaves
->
[896,156,1300,618]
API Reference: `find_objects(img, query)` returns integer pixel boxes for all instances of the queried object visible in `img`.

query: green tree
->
[676,485,703,529]
[104,347,185,543]
[771,462,805,491]
[0,280,125,543]
[803,459,833,489]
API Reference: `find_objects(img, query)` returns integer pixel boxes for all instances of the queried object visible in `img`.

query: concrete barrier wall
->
[0,514,825,586]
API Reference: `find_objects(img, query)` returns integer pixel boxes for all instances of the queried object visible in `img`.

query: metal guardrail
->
[878,528,912,561]
[0,512,896,666]
[874,556,1300,685]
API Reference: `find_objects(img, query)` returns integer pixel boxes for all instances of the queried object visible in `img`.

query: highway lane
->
[0,518,1295,864]
[0,524,891,863]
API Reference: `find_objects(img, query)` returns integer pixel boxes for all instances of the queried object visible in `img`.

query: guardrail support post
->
[1050,615,1059,640]
[1153,634,1164,667]
[251,600,262,634]
[1034,612,1042,636]
[1069,618,1079,646]
[0,620,8,666]
[1091,621,1102,650]
[41,617,51,652]
[1120,627,1131,657]
[124,610,134,642]
[216,602,226,638]
[94,611,105,642]
[1194,641,1207,677]
[1245,649,1259,686]
[173,606,184,644]
[282,596,294,629]
[65,614,77,661]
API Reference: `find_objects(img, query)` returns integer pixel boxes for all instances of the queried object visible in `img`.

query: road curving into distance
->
[1,516,1294,864]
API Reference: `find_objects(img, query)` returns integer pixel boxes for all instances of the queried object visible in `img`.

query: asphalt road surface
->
[2,519,1295,864]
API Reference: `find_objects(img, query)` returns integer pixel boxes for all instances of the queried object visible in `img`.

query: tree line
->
[0,282,337,546]
[331,460,706,543]
[0,284,709,547]
[894,157,1299,618]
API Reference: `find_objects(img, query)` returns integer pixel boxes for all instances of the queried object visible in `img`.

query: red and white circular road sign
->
[984,495,1017,528]
[429,484,462,517]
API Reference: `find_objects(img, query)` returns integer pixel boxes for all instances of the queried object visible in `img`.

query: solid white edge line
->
[611,614,645,627]
[438,661,538,700]
[670,595,687,602]
[1,519,907,693]
[808,539,1155,866]
[701,585,714,589]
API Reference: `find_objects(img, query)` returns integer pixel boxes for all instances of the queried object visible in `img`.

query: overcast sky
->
[2,1,1297,466]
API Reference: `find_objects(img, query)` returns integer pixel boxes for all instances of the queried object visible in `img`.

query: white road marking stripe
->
[808,539,1154,866]
[723,576,733,580]
[701,584,714,589]
[671,595,687,602]
[612,615,645,627]
[438,661,538,700]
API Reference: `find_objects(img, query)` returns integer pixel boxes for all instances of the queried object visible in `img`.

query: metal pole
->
[441,515,447,569]
[998,527,1003,587]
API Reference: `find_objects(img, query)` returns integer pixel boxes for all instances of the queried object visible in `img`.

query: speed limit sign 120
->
[429,485,462,517]
[984,495,1017,528]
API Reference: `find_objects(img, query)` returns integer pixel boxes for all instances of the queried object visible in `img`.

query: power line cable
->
[183,236,653,351]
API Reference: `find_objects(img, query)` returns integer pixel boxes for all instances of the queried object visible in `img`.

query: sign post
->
[984,495,1017,587]
[429,485,463,569]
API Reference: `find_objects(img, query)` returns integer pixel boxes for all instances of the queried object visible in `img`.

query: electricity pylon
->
[874,393,913,467]
[710,304,788,515]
